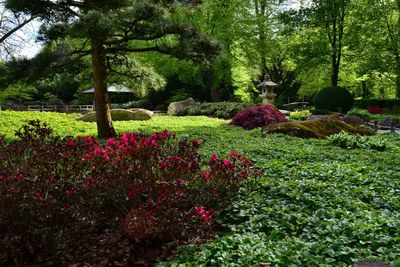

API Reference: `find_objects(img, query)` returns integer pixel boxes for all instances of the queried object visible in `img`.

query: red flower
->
[67,139,75,147]
[229,151,242,159]
[66,188,74,197]
[34,191,46,203]
[128,186,138,198]
[192,139,202,148]
[87,176,95,187]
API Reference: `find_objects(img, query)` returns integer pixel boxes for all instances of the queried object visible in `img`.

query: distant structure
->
[258,75,277,104]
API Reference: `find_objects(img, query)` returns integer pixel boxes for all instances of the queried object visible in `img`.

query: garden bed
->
[0,112,399,266]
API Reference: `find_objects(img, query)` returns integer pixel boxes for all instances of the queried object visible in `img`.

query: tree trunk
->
[91,40,116,138]
[331,60,339,87]
[255,0,268,78]
[396,59,400,98]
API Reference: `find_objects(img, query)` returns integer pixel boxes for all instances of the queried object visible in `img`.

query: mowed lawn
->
[1,111,399,266]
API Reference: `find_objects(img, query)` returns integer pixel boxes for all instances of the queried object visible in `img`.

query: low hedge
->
[177,102,255,119]
[354,99,400,109]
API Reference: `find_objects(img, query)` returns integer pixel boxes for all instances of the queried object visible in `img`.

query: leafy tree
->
[311,0,350,87]
[0,1,38,57]
[5,0,219,138]
[354,0,400,98]
[0,81,37,103]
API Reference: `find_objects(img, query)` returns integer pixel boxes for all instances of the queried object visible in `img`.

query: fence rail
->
[0,105,94,113]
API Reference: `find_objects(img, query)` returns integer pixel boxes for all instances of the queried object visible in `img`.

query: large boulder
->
[264,118,374,139]
[78,108,153,122]
[168,98,199,116]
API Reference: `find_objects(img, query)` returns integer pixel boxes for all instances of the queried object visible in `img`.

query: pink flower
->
[242,157,250,165]
[106,138,119,147]
[210,154,219,162]
[223,159,232,167]
[201,170,211,182]
[83,136,95,144]
[194,206,214,223]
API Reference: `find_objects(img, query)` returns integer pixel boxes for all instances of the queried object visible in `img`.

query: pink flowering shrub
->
[0,120,256,264]
[229,104,288,130]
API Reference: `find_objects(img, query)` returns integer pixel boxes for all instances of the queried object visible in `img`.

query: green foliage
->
[289,110,311,121]
[327,131,389,151]
[178,102,255,119]
[314,86,354,113]
[347,108,371,120]
[157,132,400,266]
[347,108,400,122]
[0,82,37,103]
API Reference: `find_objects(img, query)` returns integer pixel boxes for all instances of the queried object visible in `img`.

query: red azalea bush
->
[229,104,288,130]
[0,120,256,264]
[367,105,383,114]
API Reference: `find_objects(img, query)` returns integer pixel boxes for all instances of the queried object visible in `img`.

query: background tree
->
[5,0,219,138]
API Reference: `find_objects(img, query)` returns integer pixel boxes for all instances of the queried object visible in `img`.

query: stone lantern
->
[258,75,277,104]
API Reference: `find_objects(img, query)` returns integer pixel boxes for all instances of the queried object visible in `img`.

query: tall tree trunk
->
[255,0,268,78]
[91,40,116,138]
[331,59,339,87]
[396,64,400,98]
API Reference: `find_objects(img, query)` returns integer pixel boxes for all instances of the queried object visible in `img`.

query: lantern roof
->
[257,75,278,88]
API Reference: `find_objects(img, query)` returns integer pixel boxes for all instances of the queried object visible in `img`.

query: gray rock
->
[279,109,290,116]
[341,115,364,125]
[78,108,153,122]
[307,115,334,121]
[167,98,199,116]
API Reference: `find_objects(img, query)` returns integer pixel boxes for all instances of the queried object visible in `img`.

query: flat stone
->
[279,109,290,116]
[78,109,153,122]
[353,259,392,267]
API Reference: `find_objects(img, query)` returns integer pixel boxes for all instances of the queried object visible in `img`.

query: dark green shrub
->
[314,86,354,113]
[178,102,254,119]
[354,99,400,110]
[119,99,153,110]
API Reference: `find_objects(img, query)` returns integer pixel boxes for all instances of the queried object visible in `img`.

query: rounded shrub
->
[314,86,354,113]
[229,104,288,130]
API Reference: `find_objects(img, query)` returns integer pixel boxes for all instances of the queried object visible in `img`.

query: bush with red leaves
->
[367,105,383,114]
[229,104,288,130]
[0,120,256,265]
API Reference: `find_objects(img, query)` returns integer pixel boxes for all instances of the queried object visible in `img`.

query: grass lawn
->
[1,111,399,266]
